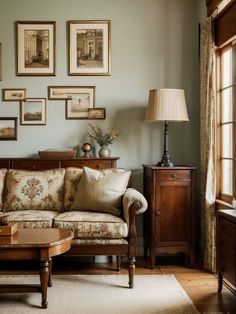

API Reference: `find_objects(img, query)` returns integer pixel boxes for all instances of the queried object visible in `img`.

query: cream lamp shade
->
[145,88,189,167]
[145,89,189,122]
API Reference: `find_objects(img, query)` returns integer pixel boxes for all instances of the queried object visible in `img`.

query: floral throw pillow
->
[64,167,83,211]
[71,166,131,216]
[0,169,8,209]
[3,169,65,212]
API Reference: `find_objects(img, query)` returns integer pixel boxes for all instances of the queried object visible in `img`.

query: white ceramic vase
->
[98,146,111,158]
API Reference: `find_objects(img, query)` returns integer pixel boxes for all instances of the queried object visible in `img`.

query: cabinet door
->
[218,218,236,287]
[156,181,191,246]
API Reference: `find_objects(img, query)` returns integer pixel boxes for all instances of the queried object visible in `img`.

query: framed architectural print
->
[0,118,17,140]
[88,108,106,119]
[20,98,46,125]
[2,88,26,101]
[68,20,111,76]
[16,21,56,76]
[65,86,95,119]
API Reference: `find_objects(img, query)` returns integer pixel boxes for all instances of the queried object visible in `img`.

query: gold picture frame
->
[0,118,17,140]
[20,98,46,125]
[16,21,56,76]
[2,88,26,101]
[68,20,111,76]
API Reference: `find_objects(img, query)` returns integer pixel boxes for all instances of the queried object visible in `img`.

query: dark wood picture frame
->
[88,108,106,119]
[16,21,56,76]
[0,117,17,140]
[48,86,95,101]
[68,20,111,76]
[65,86,95,120]
[20,98,46,125]
[2,88,26,101]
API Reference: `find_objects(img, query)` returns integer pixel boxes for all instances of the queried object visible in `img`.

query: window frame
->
[216,41,236,204]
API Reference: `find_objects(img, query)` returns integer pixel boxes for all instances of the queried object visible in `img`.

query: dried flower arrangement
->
[88,123,121,147]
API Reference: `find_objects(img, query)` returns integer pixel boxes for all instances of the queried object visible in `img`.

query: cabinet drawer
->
[12,160,60,170]
[85,160,115,169]
[155,170,191,181]
[60,160,114,169]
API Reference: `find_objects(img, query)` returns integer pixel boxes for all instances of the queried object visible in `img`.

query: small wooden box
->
[0,222,18,236]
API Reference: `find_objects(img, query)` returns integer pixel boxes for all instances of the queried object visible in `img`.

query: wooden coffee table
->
[0,228,73,309]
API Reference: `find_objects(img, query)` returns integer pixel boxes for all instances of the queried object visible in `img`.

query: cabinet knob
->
[157,211,161,217]
[32,166,36,170]
[171,174,176,178]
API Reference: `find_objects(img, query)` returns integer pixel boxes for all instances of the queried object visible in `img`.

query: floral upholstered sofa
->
[0,164,147,288]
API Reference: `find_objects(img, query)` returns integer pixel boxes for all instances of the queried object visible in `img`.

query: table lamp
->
[145,89,189,167]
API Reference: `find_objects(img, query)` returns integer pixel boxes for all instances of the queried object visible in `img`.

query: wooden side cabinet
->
[217,210,236,294]
[143,165,196,268]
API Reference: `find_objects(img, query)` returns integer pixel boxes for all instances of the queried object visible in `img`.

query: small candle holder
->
[81,143,92,158]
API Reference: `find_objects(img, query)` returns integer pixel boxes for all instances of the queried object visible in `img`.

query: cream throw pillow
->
[71,166,131,216]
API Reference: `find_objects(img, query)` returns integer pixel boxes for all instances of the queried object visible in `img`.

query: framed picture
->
[64,87,95,119]
[2,88,26,101]
[68,20,111,76]
[88,108,106,120]
[48,85,95,101]
[20,98,46,125]
[0,43,2,81]
[16,21,56,76]
[0,118,17,140]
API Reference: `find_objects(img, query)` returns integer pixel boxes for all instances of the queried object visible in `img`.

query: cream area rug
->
[0,275,199,314]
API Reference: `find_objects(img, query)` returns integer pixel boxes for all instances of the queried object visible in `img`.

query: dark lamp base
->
[157,152,174,167]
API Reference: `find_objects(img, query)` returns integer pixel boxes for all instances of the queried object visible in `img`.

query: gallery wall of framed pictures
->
[0,19,110,140]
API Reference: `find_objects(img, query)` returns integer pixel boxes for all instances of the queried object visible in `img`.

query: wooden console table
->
[0,157,119,171]
[0,228,73,308]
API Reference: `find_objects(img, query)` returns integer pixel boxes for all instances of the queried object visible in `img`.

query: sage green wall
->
[0,0,200,250]
[198,0,207,23]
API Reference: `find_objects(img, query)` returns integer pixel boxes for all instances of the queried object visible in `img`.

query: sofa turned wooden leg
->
[116,256,121,272]
[128,256,135,288]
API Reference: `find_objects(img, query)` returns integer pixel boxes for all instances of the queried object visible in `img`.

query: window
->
[206,0,233,17]
[217,41,236,203]
[218,0,231,12]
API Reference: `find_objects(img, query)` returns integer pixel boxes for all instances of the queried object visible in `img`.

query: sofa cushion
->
[71,166,131,216]
[64,167,83,211]
[0,210,59,228]
[53,211,128,239]
[3,169,65,212]
[0,169,7,210]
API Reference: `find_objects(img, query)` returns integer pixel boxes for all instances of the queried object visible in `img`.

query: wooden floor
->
[0,257,235,313]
